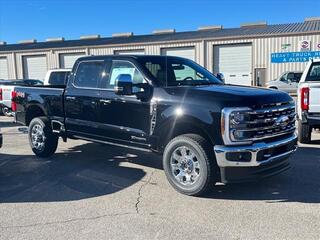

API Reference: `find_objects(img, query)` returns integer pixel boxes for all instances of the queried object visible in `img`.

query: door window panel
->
[74,61,105,88]
[107,61,145,89]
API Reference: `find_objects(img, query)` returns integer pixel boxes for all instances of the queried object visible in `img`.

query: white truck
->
[43,69,71,85]
[297,59,320,143]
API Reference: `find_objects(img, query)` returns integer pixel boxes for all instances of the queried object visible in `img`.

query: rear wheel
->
[28,117,59,157]
[298,120,311,144]
[163,134,218,196]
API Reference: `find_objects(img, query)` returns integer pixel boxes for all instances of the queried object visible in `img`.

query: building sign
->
[271,51,320,63]
[299,40,311,51]
[317,43,320,49]
[281,43,291,50]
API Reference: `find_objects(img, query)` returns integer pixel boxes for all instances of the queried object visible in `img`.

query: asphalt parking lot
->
[0,116,319,240]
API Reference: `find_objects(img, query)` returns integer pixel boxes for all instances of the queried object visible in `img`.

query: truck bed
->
[14,85,66,125]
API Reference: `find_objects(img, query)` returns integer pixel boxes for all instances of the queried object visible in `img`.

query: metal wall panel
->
[22,55,47,80]
[0,57,9,79]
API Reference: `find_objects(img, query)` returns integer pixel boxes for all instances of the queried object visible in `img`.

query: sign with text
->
[271,51,320,63]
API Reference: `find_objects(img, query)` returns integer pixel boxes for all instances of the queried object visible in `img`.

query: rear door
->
[64,60,107,137]
[306,62,320,113]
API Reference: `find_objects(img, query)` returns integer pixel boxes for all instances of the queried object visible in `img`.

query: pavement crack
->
[0,212,132,229]
[135,169,156,214]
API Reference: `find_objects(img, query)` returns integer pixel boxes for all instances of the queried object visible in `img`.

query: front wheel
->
[163,134,218,196]
[28,117,59,158]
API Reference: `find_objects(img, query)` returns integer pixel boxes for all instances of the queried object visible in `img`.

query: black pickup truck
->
[13,55,297,196]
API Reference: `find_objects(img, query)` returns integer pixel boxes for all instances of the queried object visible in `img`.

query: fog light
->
[226,152,252,162]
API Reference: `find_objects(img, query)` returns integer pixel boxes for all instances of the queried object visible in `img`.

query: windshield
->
[137,57,222,87]
[306,62,320,81]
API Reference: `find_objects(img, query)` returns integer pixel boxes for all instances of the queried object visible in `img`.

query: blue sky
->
[0,0,319,44]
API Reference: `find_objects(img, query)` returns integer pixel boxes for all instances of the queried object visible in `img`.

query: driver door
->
[98,60,152,147]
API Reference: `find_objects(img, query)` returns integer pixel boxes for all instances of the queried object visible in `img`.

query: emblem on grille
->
[275,116,290,127]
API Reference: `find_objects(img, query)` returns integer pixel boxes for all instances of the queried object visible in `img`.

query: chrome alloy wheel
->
[170,146,201,186]
[31,124,46,151]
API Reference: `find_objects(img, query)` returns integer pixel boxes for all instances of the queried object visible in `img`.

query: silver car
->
[266,71,302,94]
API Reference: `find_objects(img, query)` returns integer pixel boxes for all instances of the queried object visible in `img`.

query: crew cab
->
[297,59,320,143]
[13,55,297,196]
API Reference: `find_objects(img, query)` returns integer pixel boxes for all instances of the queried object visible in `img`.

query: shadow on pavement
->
[0,141,319,204]
[0,143,161,203]
[0,117,22,128]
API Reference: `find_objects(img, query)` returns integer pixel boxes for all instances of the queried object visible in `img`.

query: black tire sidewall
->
[163,136,210,195]
[28,117,58,157]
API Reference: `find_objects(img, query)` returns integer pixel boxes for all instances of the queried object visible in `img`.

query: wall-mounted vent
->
[198,25,223,31]
[152,29,176,35]
[305,17,320,22]
[80,35,101,40]
[112,32,134,37]
[46,37,65,42]
[0,41,7,45]
[240,21,267,28]
[18,39,37,44]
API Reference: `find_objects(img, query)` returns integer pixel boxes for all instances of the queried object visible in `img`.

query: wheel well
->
[269,86,278,89]
[157,121,213,152]
[25,105,45,126]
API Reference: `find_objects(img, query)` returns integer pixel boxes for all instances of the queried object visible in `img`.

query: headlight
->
[221,108,252,145]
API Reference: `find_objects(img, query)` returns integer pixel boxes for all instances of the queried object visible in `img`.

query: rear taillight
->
[300,87,309,111]
[0,88,2,101]
[11,91,17,112]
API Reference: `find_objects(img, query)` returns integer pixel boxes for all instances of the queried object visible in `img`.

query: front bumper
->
[214,134,297,183]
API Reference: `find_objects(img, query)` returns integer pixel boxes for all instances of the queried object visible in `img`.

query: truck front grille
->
[233,102,296,141]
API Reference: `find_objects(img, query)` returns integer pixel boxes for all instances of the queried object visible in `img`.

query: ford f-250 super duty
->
[12,55,297,196]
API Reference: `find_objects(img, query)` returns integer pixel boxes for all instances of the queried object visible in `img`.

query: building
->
[0,17,320,86]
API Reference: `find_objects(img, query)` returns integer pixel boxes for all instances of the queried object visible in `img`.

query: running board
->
[73,135,153,152]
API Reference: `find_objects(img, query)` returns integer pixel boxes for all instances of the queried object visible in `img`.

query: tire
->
[28,117,59,158]
[163,134,218,196]
[2,107,12,117]
[298,120,311,144]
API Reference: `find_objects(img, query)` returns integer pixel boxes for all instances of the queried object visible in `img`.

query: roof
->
[1,20,320,52]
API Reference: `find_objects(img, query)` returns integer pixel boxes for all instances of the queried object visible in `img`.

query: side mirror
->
[216,73,225,83]
[115,74,133,95]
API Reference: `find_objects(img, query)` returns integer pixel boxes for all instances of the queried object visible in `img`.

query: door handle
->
[99,99,111,104]
[66,96,76,100]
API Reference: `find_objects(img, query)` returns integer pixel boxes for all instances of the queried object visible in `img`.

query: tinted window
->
[74,61,105,88]
[137,57,221,87]
[49,72,69,85]
[306,63,320,81]
[106,60,145,89]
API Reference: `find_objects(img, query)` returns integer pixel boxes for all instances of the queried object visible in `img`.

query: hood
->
[166,84,293,108]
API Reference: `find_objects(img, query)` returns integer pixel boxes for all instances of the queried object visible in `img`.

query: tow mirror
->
[216,73,225,83]
[115,74,133,95]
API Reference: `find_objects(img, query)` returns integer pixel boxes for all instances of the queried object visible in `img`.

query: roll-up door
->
[59,53,86,68]
[23,55,47,80]
[0,57,9,79]
[161,47,195,61]
[114,50,145,55]
[214,44,252,86]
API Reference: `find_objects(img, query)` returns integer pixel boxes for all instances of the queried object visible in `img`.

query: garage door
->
[60,53,86,68]
[23,55,47,80]
[114,50,145,55]
[161,47,195,61]
[214,44,252,86]
[0,57,9,79]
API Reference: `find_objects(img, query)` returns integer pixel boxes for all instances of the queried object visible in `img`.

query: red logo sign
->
[301,41,309,49]
[317,43,320,49]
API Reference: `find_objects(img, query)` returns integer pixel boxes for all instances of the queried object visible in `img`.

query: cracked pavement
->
[0,116,320,240]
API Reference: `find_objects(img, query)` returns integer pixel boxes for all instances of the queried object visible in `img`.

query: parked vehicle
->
[0,79,43,116]
[266,71,302,94]
[43,69,71,86]
[13,55,297,196]
[297,59,320,143]
[0,129,2,148]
